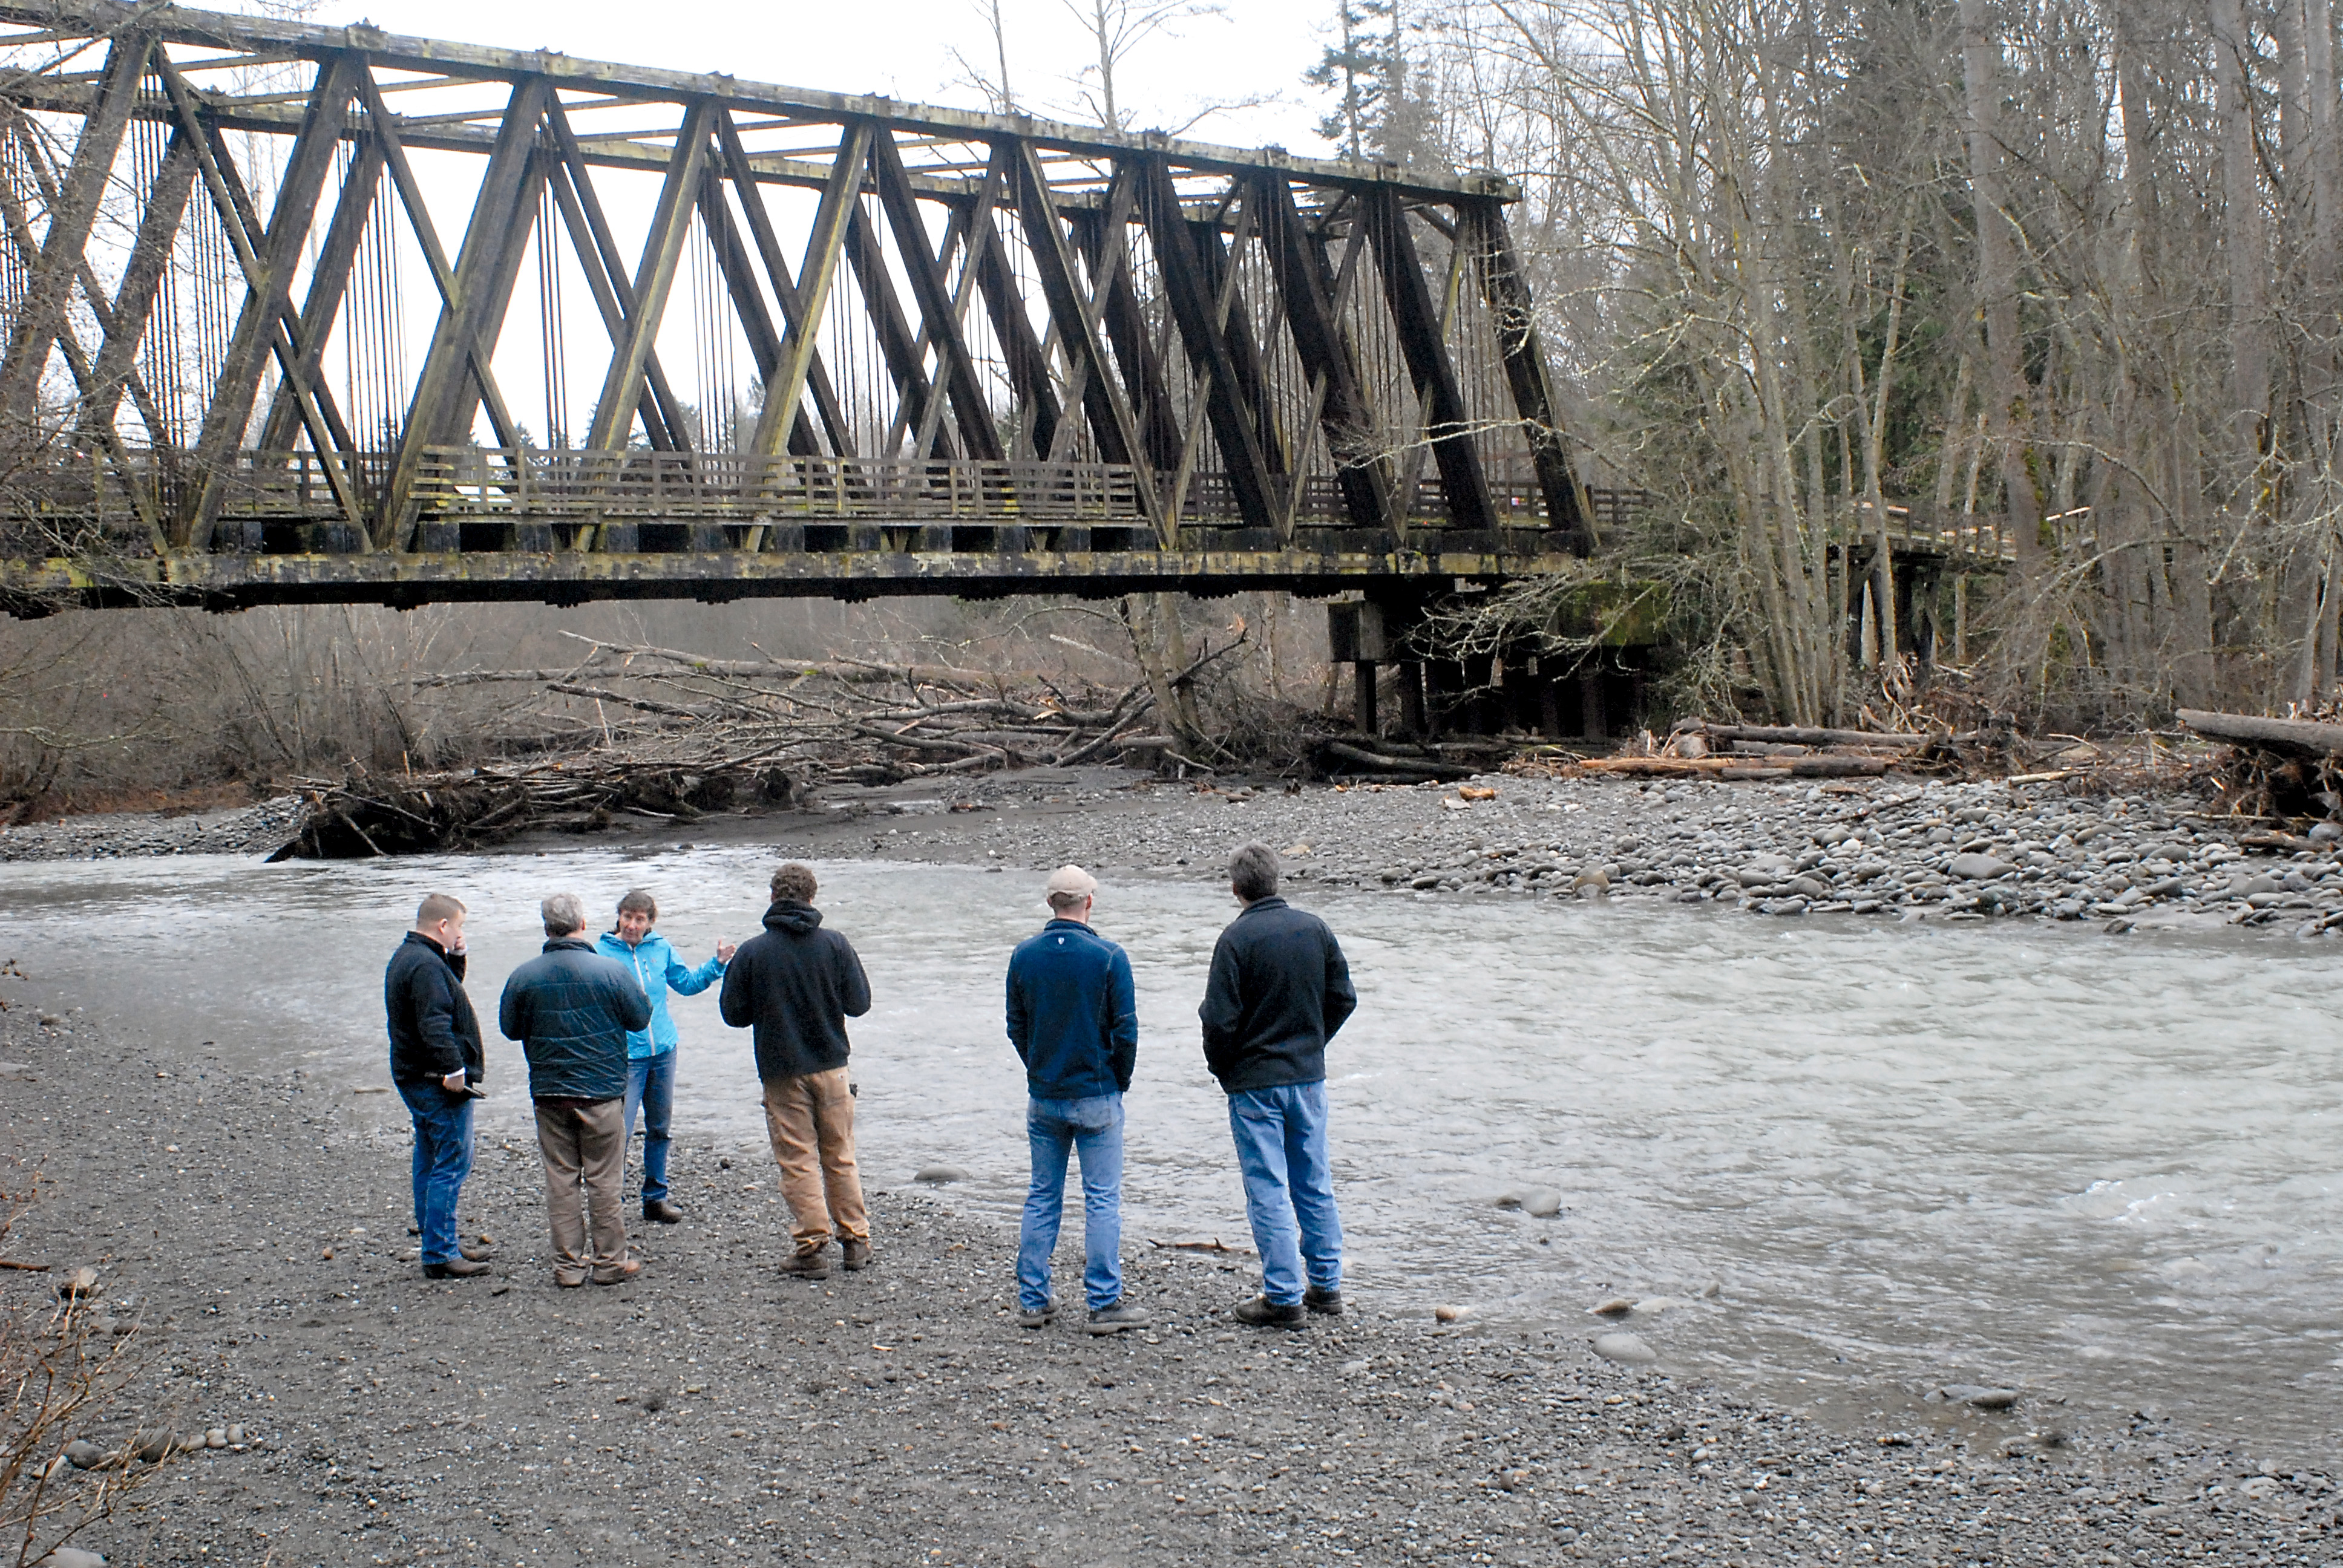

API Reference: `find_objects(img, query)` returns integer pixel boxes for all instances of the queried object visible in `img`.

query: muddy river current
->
[0,843,2336,1457]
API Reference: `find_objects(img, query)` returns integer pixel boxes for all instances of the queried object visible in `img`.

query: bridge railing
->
[413,448,1147,521]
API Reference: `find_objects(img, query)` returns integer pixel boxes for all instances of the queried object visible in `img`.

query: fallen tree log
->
[1316,740,1476,781]
[1675,720,1927,748]
[1581,755,1891,779]
[2174,708,2343,756]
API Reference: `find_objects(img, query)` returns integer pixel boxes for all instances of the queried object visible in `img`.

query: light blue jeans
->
[1017,1093,1125,1312]
[1227,1080,1342,1305]
[624,1050,676,1204]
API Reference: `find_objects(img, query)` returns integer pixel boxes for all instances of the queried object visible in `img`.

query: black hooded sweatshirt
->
[719,901,873,1082]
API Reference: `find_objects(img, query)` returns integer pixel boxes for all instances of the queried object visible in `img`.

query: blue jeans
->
[1227,1080,1342,1305]
[396,1079,474,1266]
[624,1050,677,1204]
[1017,1093,1125,1312]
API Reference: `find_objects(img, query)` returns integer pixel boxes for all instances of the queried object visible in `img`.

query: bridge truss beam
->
[0,0,1601,612]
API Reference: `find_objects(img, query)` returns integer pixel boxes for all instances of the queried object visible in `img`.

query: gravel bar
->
[2,1005,2336,1566]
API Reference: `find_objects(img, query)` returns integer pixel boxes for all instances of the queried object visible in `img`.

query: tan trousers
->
[534,1097,628,1283]
[761,1068,868,1250]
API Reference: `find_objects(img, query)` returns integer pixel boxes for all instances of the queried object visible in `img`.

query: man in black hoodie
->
[1199,842,1357,1327]
[384,892,490,1281]
[720,862,873,1279]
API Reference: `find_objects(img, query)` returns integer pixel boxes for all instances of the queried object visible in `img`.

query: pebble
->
[54,1266,98,1301]
[913,1166,970,1185]
[62,1439,105,1468]
[1495,1186,1562,1218]
[1434,1304,1470,1324]
[1935,1383,2022,1410]
[1590,1298,1636,1316]
[205,1428,227,1449]
[1593,1331,1659,1365]
[42,1549,105,1568]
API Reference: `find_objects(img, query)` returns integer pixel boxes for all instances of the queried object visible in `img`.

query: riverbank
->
[540,763,2333,939]
[7,761,2330,939]
[2,1012,2331,1567]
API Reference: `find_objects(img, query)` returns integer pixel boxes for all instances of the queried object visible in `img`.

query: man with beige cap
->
[1004,864,1147,1333]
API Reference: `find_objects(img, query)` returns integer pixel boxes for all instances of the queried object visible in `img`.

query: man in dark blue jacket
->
[1005,865,1147,1334]
[1199,842,1357,1327]
[385,892,490,1281]
[500,892,652,1287]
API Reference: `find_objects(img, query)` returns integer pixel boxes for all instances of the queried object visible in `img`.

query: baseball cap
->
[1044,864,1098,909]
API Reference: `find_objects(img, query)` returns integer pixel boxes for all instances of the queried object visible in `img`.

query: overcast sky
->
[304,0,1344,156]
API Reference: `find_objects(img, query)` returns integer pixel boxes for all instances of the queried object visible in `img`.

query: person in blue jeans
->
[1199,841,1357,1327]
[595,889,733,1224]
[1005,864,1149,1334]
[384,892,491,1280]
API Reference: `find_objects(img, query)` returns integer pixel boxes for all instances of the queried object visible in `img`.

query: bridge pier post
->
[1353,660,1379,737]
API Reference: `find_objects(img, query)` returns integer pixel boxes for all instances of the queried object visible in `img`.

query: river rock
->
[62,1439,105,1469]
[1947,853,2013,881]
[1593,1331,1659,1365]
[1434,1304,1470,1324]
[911,1166,969,1186]
[39,1549,105,1568]
[1937,1383,2020,1410]
[1591,1298,1635,1316]
[54,1267,98,1301]
[134,1432,171,1463]
[1496,1187,1563,1218]
[2312,823,2342,844]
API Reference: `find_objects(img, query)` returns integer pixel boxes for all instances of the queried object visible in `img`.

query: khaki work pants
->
[761,1067,868,1251]
[534,1097,629,1284]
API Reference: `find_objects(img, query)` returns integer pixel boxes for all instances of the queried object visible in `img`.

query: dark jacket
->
[1198,896,1357,1093]
[719,901,872,1082]
[497,937,652,1102]
[1006,918,1138,1099]
[385,931,485,1086]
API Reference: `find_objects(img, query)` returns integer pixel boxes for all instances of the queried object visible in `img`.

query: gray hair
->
[541,892,587,938]
[1230,841,1280,903]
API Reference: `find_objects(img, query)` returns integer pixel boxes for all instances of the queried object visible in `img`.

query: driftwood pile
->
[278,632,1231,858]
[2175,707,2343,820]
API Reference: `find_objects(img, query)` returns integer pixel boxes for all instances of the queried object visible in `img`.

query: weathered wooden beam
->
[1075,197,1181,474]
[1260,175,1393,540]
[971,164,1061,463]
[545,100,693,452]
[712,105,851,457]
[749,121,870,459]
[170,50,365,543]
[1012,142,1154,517]
[357,70,520,449]
[1472,200,1591,551]
[1368,187,1497,533]
[693,158,823,456]
[1139,159,1277,532]
[843,197,955,461]
[257,130,382,452]
[0,30,144,434]
[584,98,712,452]
[868,126,1001,462]
[380,76,548,547]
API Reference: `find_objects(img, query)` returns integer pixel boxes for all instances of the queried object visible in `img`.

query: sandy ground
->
[2,1005,2335,1568]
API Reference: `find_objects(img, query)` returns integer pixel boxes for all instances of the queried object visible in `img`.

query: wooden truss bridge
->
[0,0,1611,613]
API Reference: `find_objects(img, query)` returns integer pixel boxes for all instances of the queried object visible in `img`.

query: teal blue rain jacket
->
[594,930,727,1059]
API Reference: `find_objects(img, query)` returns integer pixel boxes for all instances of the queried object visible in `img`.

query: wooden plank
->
[712,105,852,456]
[584,99,712,452]
[1368,188,1498,533]
[749,122,870,459]
[868,126,1001,461]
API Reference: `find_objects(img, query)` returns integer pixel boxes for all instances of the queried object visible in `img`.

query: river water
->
[1,843,2337,1457]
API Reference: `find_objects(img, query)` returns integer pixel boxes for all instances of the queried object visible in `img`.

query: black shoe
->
[1233,1294,1305,1327]
[422,1258,490,1280]
[1303,1286,1345,1316]
[643,1199,684,1224]
[1016,1296,1058,1329]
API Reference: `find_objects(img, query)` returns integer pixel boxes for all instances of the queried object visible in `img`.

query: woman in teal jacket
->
[595,889,733,1223]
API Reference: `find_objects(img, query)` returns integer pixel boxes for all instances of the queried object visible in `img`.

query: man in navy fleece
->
[1005,864,1148,1334]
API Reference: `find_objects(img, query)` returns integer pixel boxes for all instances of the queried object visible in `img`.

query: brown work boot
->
[421,1258,490,1280]
[458,1241,495,1263]
[643,1199,685,1224]
[590,1258,643,1286]
[553,1270,587,1289]
[781,1246,831,1281]
[841,1237,874,1272]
